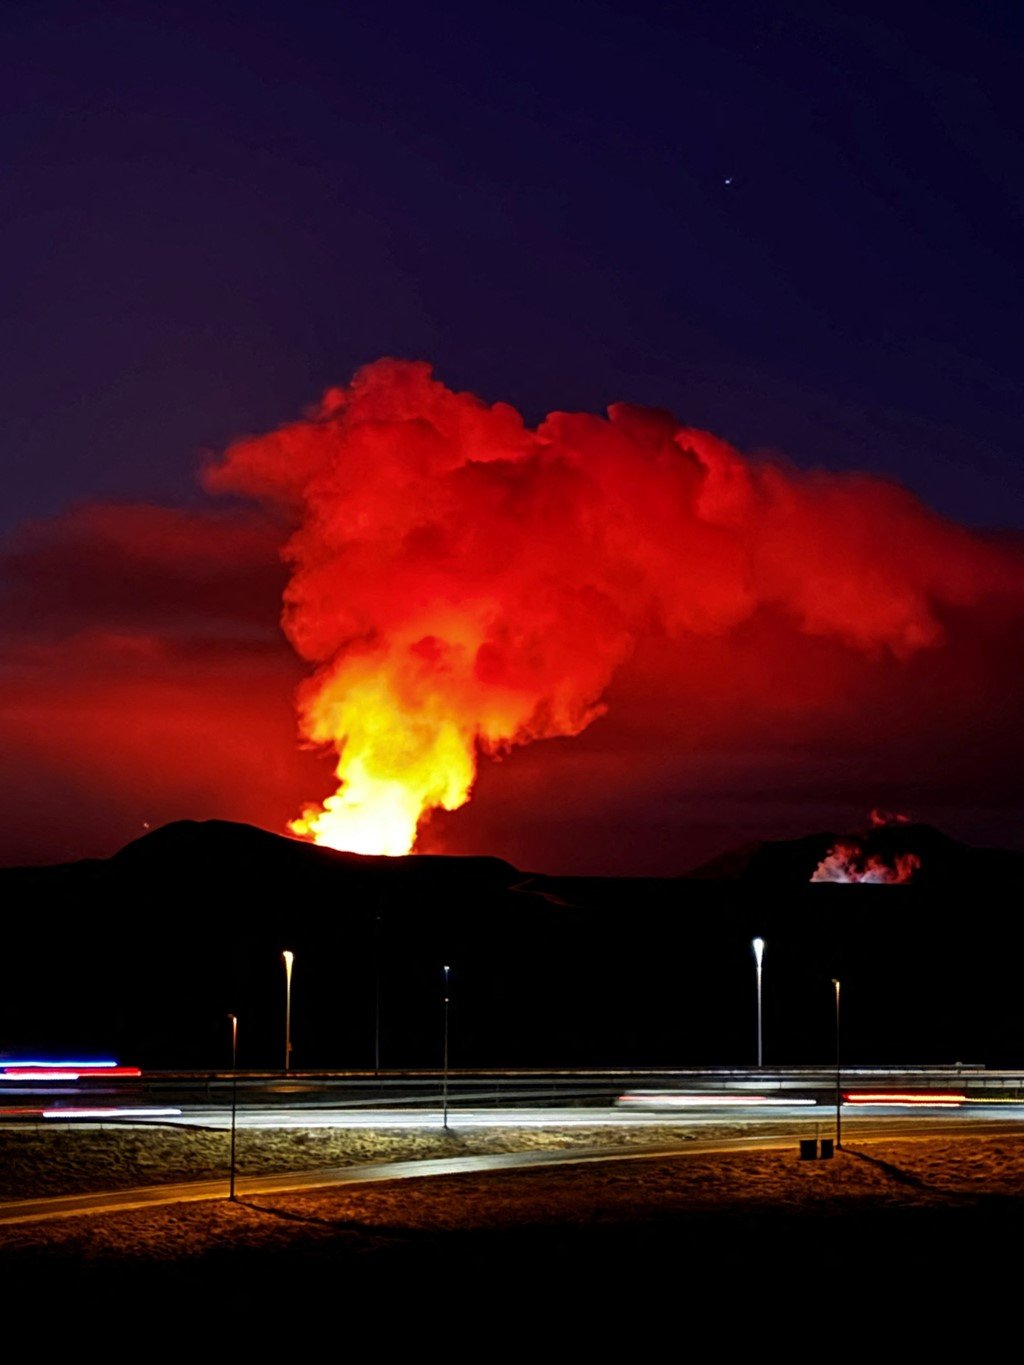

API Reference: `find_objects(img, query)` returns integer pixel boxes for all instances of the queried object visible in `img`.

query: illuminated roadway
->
[19,1097,1024,1135]
[5,1064,1021,1115]
[38,1100,1024,1130]
[5,1065,1024,1131]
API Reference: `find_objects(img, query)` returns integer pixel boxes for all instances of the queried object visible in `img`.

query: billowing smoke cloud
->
[205,359,1024,857]
[812,842,921,884]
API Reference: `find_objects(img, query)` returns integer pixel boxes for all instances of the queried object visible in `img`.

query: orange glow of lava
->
[287,674,477,855]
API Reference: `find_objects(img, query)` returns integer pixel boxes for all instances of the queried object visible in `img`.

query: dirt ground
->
[0,1119,740,1199]
[2,1131,1023,1328]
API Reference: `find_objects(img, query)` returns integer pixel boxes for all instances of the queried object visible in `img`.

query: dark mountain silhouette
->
[684,822,1024,888]
[1,818,1022,1071]
[111,818,522,885]
[685,832,838,882]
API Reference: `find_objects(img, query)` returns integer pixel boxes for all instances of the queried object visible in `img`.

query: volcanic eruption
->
[811,842,922,884]
[811,810,922,883]
[205,360,1023,858]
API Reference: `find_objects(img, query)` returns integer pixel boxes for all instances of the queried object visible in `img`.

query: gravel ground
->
[2,1131,1023,1326]
[0,1119,746,1199]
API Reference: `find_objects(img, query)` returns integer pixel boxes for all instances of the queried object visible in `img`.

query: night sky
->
[2,1,1022,872]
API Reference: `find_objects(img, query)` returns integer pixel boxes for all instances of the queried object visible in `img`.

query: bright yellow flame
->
[290,763,435,855]
[288,669,478,856]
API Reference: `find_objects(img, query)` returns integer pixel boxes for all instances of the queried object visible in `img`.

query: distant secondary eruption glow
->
[870,808,910,828]
[811,842,922,884]
[206,360,1021,857]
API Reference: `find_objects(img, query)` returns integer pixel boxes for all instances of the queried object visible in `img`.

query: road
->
[4,1064,1021,1118]
[26,1098,1024,1129]
[6,1064,1024,1131]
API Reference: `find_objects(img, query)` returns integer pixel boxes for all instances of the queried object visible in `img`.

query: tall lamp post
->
[228,1013,238,1202]
[442,964,450,1131]
[752,937,765,1068]
[282,950,294,1073]
[832,978,842,1149]
[374,913,381,1077]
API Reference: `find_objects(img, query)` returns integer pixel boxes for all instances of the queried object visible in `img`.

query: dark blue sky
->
[3,0,1023,532]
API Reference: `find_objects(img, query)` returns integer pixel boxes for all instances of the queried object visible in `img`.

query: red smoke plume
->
[202,359,1024,858]
[870,808,911,828]
[812,842,921,884]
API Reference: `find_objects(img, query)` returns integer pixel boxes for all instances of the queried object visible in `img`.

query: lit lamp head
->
[752,937,765,969]
[283,950,294,976]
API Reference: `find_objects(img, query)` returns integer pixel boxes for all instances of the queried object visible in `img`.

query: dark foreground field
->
[3,1135,1022,1329]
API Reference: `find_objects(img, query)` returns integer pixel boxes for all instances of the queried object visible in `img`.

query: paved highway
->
[5,1065,1024,1128]
[3,1063,1023,1134]
[26,1099,1024,1129]
[4,1064,1021,1114]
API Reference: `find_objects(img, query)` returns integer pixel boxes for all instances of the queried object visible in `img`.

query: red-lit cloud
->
[2,360,1023,871]
[0,503,320,864]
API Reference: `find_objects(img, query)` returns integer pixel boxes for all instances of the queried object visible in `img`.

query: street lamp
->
[832,978,842,1149]
[228,1013,238,1202]
[374,913,381,1077]
[442,964,450,1131]
[282,950,294,1073]
[752,937,765,1068]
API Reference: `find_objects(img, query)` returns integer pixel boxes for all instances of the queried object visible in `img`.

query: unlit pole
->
[374,913,381,1076]
[442,964,450,1130]
[832,977,842,1149]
